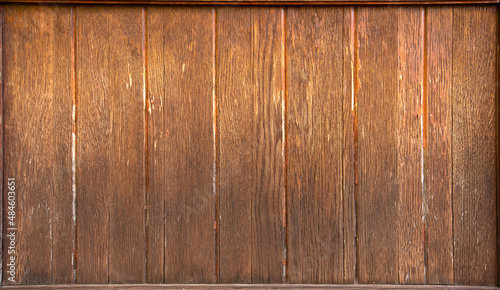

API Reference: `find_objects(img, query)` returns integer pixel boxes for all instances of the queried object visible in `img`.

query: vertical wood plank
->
[144,7,164,284]
[425,7,454,285]
[217,9,251,282]
[285,7,344,284]
[342,6,356,284]
[146,7,215,284]
[397,7,425,284]
[217,7,284,283]
[76,6,145,283]
[356,7,398,284]
[2,6,73,285]
[452,6,498,286]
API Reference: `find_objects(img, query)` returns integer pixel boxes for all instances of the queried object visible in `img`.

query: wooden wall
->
[0,4,498,286]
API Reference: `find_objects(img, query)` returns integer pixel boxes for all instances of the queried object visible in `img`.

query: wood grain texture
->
[451,6,498,286]
[342,7,356,285]
[285,7,344,284]
[425,6,454,285]
[146,6,215,284]
[0,0,498,5]
[76,6,145,283]
[2,5,73,285]
[217,7,285,283]
[397,7,425,284]
[355,7,398,284]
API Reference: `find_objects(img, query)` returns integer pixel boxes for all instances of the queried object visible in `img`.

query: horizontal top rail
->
[0,0,498,4]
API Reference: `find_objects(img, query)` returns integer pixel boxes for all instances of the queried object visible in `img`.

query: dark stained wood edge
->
[497,6,500,288]
[0,0,497,5]
[2,284,500,289]
[0,5,3,286]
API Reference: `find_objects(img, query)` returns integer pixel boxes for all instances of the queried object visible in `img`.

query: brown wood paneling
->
[425,6,454,285]
[342,6,356,284]
[146,6,215,284]
[217,7,285,283]
[397,7,425,284]
[285,7,344,284]
[356,6,398,284]
[76,6,145,283]
[0,4,499,286]
[2,5,73,285]
[452,6,498,286]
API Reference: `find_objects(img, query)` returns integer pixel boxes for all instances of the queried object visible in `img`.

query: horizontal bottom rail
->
[1,0,499,4]
[2,285,500,290]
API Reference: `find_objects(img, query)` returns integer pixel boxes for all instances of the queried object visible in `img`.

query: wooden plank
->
[342,6,356,284]
[355,7,398,284]
[144,7,163,284]
[452,6,498,286]
[397,7,425,284]
[425,6,454,285]
[0,0,498,5]
[285,7,344,284]
[2,5,73,285]
[3,284,500,290]
[217,7,284,283]
[146,6,215,284]
[76,6,145,283]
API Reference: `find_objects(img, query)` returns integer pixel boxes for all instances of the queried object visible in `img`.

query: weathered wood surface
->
[425,6,454,285]
[76,6,146,283]
[356,7,399,284]
[146,6,216,284]
[397,7,425,284]
[286,7,344,284]
[451,6,497,286]
[217,7,285,283]
[1,4,498,286]
[2,5,74,285]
